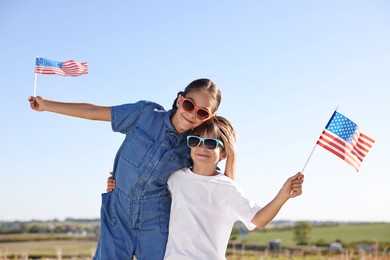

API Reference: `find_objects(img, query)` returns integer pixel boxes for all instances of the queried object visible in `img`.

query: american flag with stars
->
[35,57,88,76]
[316,111,375,172]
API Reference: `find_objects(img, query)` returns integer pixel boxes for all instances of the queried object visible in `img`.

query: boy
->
[108,116,304,259]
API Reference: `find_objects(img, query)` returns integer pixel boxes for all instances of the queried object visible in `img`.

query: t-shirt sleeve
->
[111,101,146,134]
[229,186,262,231]
[167,172,174,191]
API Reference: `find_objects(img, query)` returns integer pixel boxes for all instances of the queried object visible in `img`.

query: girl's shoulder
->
[140,100,165,111]
[114,100,165,112]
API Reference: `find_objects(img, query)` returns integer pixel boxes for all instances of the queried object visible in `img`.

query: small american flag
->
[317,111,375,172]
[35,57,88,76]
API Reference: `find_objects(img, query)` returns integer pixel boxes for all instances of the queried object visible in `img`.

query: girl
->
[28,79,233,259]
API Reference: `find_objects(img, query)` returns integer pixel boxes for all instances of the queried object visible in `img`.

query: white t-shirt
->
[164,168,261,260]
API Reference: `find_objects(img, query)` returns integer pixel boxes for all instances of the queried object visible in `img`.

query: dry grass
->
[0,240,96,260]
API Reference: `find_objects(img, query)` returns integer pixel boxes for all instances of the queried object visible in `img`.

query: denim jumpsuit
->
[93,101,191,260]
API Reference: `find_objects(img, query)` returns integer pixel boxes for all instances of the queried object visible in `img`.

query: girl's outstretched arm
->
[28,96,111,121]
[251,172,304,227]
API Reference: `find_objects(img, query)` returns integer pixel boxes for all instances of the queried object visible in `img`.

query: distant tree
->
[54,225,63,233]
[28,224,50,233]
[21,223,29,233]
[293,221,312,245]
[315,238,328,247]
[0,226,7,234]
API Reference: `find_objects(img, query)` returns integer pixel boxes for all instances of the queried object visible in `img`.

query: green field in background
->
[0,222,389,258]
[234,223,390,246]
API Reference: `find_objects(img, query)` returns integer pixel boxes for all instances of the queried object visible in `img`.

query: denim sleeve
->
[111,101,146,134]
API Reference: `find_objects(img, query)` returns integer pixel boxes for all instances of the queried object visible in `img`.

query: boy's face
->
[189,132,226,167]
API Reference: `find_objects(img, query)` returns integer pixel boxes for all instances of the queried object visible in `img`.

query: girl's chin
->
[182,114,198,126]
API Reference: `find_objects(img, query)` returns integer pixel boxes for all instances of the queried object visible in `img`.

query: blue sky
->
[1,1,389,222]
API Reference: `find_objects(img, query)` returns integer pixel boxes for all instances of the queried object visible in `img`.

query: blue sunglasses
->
[187,135,224,150]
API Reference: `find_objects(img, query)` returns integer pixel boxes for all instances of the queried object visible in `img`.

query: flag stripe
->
[61,60,88,76]
[349,131,368,161]
[317,136,361,170]
[355,142,369,157]
[320,130,364,164]
[317,131,361,165]
[35,66,65,75]
[360,133,375,144]
[317,141,360,171]
[317,131,362,167]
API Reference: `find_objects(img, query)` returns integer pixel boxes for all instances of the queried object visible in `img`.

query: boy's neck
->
[191,164,219,176]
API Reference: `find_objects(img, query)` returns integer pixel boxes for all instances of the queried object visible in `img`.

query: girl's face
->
[172,90,216,133]
[189,132,226,168]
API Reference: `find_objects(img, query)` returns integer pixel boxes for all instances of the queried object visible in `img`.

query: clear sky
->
[1,1,389,222]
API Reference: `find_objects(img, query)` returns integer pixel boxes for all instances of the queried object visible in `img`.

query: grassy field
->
[234,223,390,246]
[0,240,96,259]
[0,223,389,259]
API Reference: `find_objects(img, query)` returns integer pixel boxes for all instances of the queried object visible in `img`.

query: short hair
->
[190,115,237,147]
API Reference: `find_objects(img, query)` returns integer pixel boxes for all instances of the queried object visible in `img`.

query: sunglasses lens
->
[204,139,218,150]
[182,99,195,112]
[188,136,201,148]
[197,109,210,119]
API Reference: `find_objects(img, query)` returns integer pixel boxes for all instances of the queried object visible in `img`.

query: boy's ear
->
[220,149,227,160]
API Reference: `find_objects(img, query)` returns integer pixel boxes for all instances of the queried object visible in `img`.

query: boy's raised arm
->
[220,124,236,180]
[28,96,111,121]
[224,152,236,180]
[251,172,304,228]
